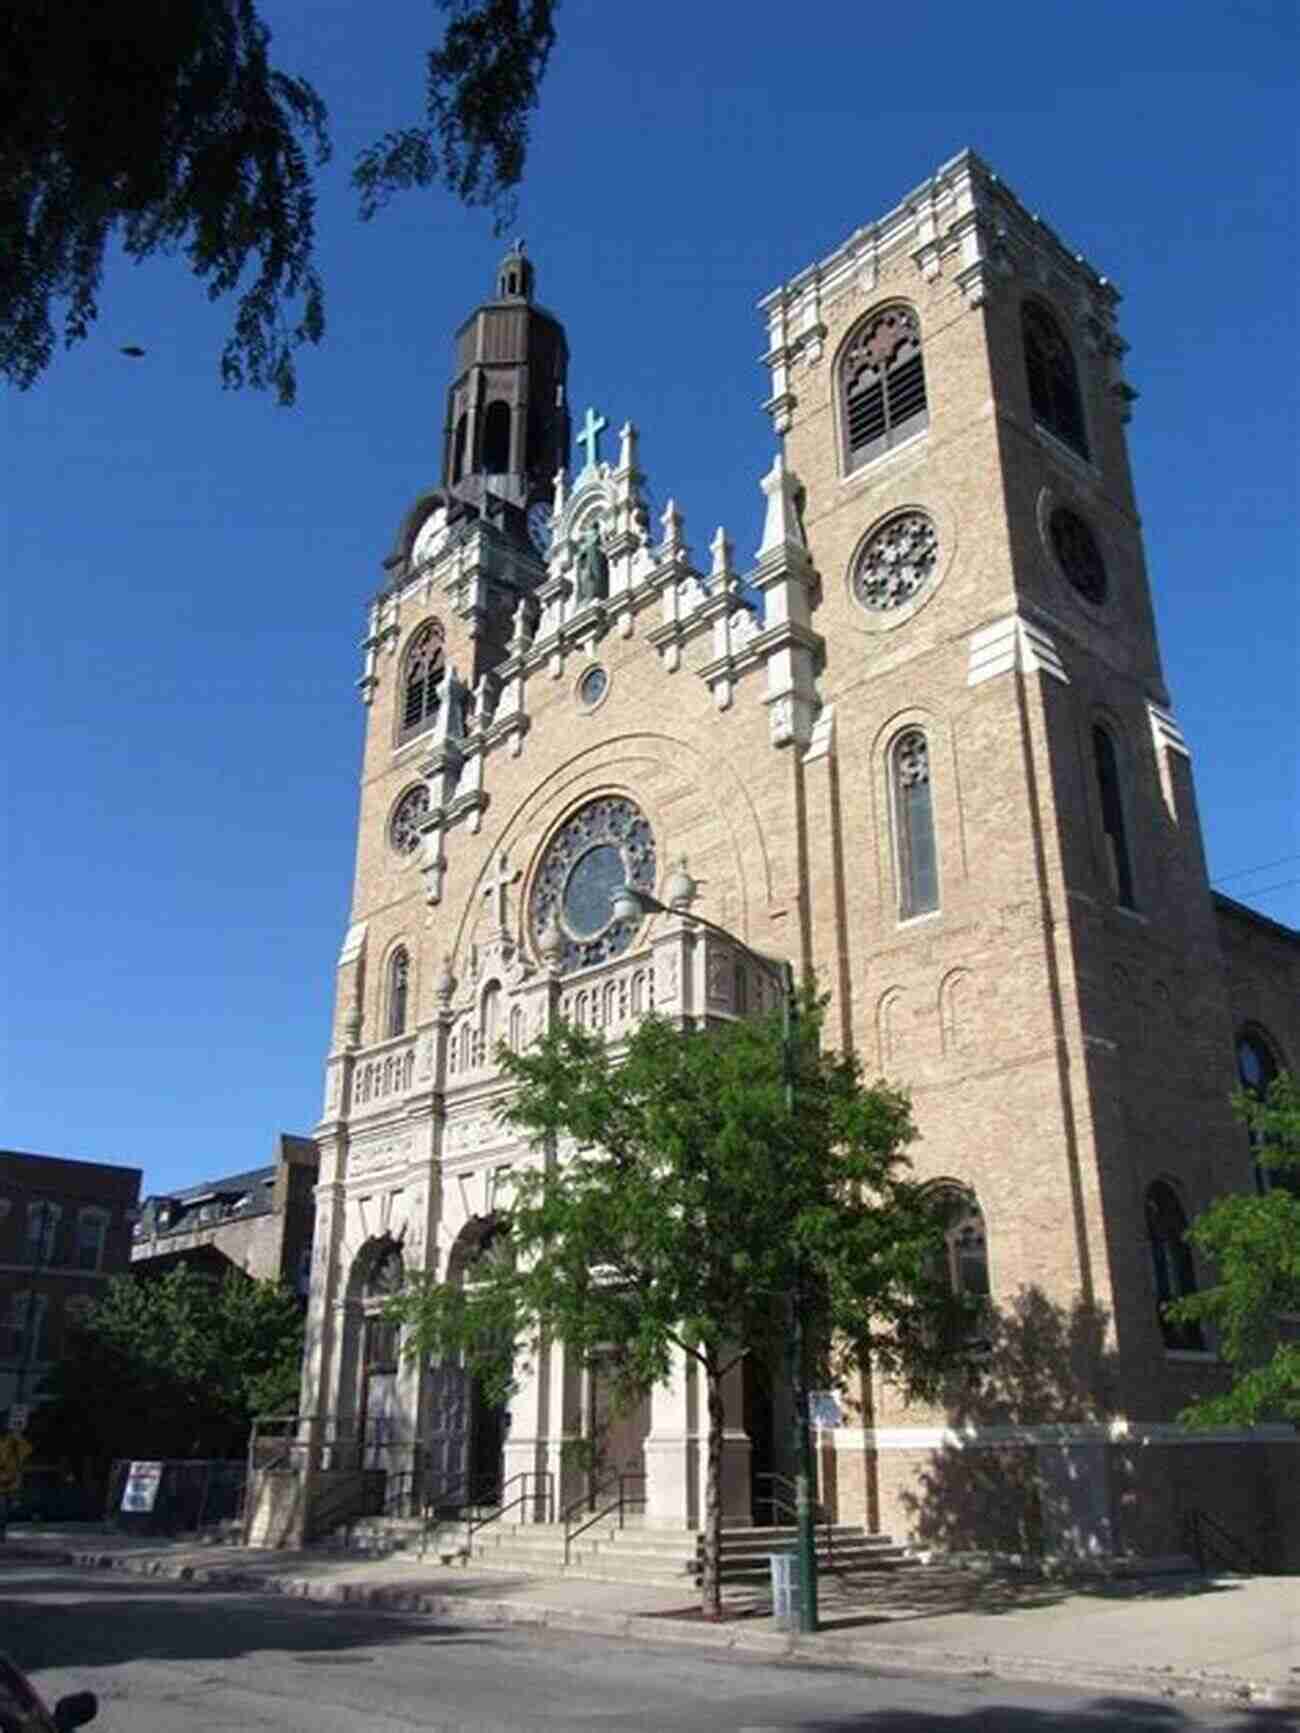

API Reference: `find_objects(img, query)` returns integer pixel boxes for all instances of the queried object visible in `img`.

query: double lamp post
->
[612,864,819,1633]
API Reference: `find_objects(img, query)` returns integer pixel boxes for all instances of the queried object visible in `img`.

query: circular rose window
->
[853,510,939,613]
[530,797,656,974]
[1049,506,1108,606]
[390,784,430,855]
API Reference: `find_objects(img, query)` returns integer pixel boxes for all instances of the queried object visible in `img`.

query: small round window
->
[389,784,430,855]
[1050,506,1108,606]
[577,665,608,708]
[852,510,939,614]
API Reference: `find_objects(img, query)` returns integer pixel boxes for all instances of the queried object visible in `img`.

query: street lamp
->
[611,862,819,1634]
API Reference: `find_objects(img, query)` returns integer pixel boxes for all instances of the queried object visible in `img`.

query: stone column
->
[643,1340,698,1528]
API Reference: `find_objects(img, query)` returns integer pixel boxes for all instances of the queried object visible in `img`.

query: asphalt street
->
[2,1562,1294,1733]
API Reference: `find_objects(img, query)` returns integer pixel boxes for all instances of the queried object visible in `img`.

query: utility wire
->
[1213,852,1300,884]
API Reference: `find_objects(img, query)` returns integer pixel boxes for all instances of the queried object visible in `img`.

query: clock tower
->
[441,241,570,523]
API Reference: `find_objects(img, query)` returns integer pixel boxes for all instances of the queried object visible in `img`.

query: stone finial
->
[664,855,698,912]
[511,595,534,653]
[435,953,457,1005]
[617,421,639,474]
[757,451,809,561]
[661,498,685,558]
[537,916,565,971]
[709,526,735,585]
[552,466,568,518]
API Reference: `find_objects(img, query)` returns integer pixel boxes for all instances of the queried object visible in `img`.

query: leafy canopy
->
[2,1,557,403]
[390,1002,967,1407]
[30,1264,305,1463]
[1170,1072,1300,1426]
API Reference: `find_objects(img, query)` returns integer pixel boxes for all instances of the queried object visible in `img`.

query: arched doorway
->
[358,1237,404,1467]
[424,1216,512,1507]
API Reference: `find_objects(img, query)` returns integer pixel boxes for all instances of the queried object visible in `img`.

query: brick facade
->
[298,153,1298,1562]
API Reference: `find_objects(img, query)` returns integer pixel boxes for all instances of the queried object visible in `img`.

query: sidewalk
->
[4,1525,1297,1710]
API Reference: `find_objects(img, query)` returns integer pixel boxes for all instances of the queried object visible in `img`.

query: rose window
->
[1049,506,1108,605]
[853,511,939,612]
[390,784,430,855]
[530,797,657,974]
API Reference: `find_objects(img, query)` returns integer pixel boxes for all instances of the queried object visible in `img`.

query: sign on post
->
[120,1461,164,1513]
[7,1405,29,1435]
[808,1391,843,1429]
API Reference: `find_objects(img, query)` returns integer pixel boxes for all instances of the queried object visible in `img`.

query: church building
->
[288,150,1298,1567]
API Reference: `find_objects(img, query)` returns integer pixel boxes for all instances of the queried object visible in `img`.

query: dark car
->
[0,1655,96,1733]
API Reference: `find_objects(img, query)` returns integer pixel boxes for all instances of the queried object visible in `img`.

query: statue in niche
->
[574,521,609,603]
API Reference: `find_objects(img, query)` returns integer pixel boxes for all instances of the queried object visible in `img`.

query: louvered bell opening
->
[847,378,886,464]
[403,677,427,733]
[886,353,927,434]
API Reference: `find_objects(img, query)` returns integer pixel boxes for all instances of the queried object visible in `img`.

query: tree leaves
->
[1170,1073,1300,1426]
[30,1265,304,1463]
[2,1,557,401]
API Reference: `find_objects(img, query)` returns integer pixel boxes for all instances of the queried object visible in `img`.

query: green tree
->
[2,0,557,403]
[1170,1072,1300,1427]
[30,1265,305,1466]
[387,1003,968,1617]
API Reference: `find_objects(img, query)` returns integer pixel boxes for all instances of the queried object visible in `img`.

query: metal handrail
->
[1184,1507,1268,1575]
[466,1471,554,1545]
[753,1471,835,1568]
[563,1470,646,1564]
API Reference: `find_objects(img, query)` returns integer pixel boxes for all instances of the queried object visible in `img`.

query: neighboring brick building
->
[132,1134,318,1295]
[291,156,1298,1564]
[0,1151,141,1425]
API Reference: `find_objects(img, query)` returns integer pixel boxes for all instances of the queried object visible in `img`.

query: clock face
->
[527,500,553,556]
[412,506,448,568]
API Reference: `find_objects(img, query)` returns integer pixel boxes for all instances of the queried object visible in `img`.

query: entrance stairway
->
[323,1516,913,1587]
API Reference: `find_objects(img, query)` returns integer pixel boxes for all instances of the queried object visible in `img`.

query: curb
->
[30,1546,1298,1711]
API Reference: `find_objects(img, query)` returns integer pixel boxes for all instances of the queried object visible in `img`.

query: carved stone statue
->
[574,521,609,603]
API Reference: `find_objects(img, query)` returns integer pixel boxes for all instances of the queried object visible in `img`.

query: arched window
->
[1237,1028,1295,1195]
[892,729,939,920]
[400,620,444,742]
[1092,724,1136,909]
[928,1187,990,1299]
[1022,301,1089,459]
[840,304,928,472]
[386,947,410,1039]
[482,400,511,473]
[1145,1181,1203,1350]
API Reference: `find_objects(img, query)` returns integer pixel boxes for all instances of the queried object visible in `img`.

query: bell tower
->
[442,241,570,517]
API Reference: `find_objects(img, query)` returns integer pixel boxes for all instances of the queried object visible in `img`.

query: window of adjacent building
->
[1145,1181,1204,1351]
[75,1207,109,1272]
[24,1200,61,1264]
[386,947,410,1039]
[1092,724,1136,909]
[400,621,445,742]
[840,304,928,473]
[1022,300,1089,460]
[10,1291,49,1360]
[892,729,940,920]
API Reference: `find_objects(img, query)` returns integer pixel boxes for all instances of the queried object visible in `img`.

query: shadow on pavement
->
[789,1703,1296,1731]
[0,1571,496,1672]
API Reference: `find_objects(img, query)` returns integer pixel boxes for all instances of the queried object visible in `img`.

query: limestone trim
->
[1148,702,1191,761]
[967,614,1069,687]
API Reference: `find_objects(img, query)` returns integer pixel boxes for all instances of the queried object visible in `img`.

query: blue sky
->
[4,1,1298,1197]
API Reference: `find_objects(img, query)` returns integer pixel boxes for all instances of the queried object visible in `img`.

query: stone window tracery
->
[840,304,928,472]
[853,511,939,614]
[892,729,939,920]
[400,620,445,742]
[530,797,657,975]
[390,784,430,855]
[386,947,410,1039]
[1023,301,1089,459]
